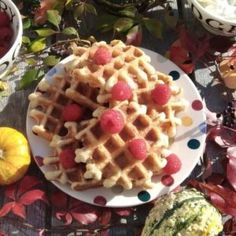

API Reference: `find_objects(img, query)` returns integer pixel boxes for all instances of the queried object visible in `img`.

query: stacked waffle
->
[28,40,187,190]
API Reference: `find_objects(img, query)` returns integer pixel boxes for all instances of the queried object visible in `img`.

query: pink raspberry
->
[100,109,124,134]
[0,11,10,27]
[163,154,182,175]
[0,27,13,41]
[151,84,171,106]
[93,46,112,65]
[111,81,132,101]
[128,138,147,160]
[62,103,83,121]
[59,148,77,169]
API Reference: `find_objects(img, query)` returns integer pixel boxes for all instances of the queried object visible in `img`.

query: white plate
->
[26,48,206,207]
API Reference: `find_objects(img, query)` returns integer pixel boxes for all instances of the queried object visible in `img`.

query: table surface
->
[0,0,234,235]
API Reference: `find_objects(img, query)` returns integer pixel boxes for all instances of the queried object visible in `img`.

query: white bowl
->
[0,0,23,78]
[187,0,236,37]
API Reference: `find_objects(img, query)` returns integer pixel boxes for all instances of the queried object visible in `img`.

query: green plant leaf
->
[22,36,31,45]
[62,27,78,36]
[84,3,97,15]
[164,8,178,28]
[35,28,57,37]
[143,18,162,39]
[43,55,61,66]
[30,38,46,52]
[47,10,61,29]
[74,3,97,18]
[114,17,134,33]
[25,58,37,66]
[96,14,118,32]
[119,6,137,18]
[65,0,73,6]
[23,18,31,30]
[19,69,44,89]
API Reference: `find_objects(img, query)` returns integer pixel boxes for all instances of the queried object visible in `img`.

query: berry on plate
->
[100,109,124,134]
[111,80,132,101]
[93,46,112,65]
[163,153,182,175]
[128,138,147,160]
[151,84,171,106]
[59,148,77,169]
[62,103,83,121]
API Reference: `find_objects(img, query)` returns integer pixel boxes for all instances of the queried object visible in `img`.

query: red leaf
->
[39,229,45,236]
[208,125,236,148]
[227,158,236,191]
[0,231,6,236]
[189,180,236,216]
[65,213,73,225]
[17,176,41,197]
[169,43,189,64]
[206,173,224,185]
[190,180,236,207]
[209,192,225,209]
[202,158,213,180]
[114,208,133,216]
[0,202,14,217]
[209,36,233,53]
[98,209,112,226]
[12,203,26,219]
[56,212,73,225]
[5,184,16,200]
[34,0,56,25]
[71,211,97,225]
[224,217,236,235]
[179,28,209,60]
[179,63,194,74]
[126,25,143,46]
[19,190,47,205]
[50,191,68,209]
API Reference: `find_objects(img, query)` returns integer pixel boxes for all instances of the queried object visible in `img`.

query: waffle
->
[43,122,103,190]
[67,40,158,94]
[28,74,101,141]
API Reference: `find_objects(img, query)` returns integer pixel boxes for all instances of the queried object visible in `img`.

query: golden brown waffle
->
[73,98,185,190]
[28,74,101,141]
[67,40,157,94]
[43,122,102,190]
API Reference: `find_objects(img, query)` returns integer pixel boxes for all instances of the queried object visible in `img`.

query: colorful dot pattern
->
[138,191,151,202]
[169,70,180,80]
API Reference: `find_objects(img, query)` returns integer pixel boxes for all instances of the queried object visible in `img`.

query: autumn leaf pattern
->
[0,176,47,219]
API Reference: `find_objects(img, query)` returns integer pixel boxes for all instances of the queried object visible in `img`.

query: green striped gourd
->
[142,188,223,236]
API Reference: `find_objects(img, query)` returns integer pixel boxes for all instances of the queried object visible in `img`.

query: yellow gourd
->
[0,127,31,185]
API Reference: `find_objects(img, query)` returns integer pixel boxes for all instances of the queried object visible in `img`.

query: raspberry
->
[62,103,83,121]
[93,47,112,65]
[0,43,9,58]
[0,27,13,41]
[100,109,124,134]
[151,84,171,106]
[111,81,132,101]
[59,148,77,169]
[128,138,147,160]
[0,11,10,27]
[163,154,182,175]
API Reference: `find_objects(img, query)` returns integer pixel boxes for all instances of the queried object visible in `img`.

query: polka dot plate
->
[26,48,206,207]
